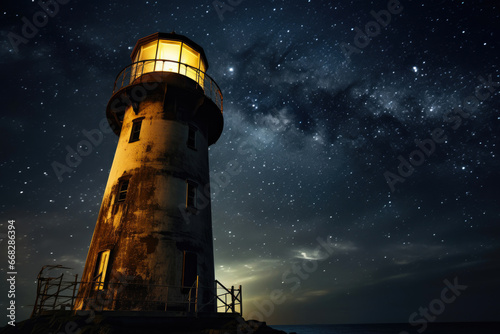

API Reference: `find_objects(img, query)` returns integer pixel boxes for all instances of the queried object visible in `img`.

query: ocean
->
[271,322,498,334]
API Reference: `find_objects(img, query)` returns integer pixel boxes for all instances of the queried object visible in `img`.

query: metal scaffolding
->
[31,265,242,317]
[31,265,79,318]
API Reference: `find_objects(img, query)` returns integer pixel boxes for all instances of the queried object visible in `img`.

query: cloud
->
[294,249,330,261]
[58,255,86,268]
[293,289,331,302]
[389,243,447,265]
[293,240,358,261]
[259,108,293,133]
[366,273,414,286]
[215,258,283,285]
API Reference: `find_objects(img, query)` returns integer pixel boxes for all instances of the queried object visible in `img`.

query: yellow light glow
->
[131,38,206,89]
[157,40,181,72]
[181,44,200,83]
[181,44,199,67]
[94,249,110,290]
[199,60,206,89]
[141,41,158,73]
[141,41,157,60]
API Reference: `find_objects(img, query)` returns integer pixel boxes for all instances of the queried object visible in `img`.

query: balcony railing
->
[112,59,223,113]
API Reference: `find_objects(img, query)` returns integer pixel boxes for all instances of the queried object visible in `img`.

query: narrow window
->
[93,250,111,291]
[187,125,197,149]
[186,181,197,209]
[117,179,129,202]
[182,251,197,288]
[129,119,142,143]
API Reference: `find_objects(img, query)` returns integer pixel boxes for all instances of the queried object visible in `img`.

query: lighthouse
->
[73,32,223,313]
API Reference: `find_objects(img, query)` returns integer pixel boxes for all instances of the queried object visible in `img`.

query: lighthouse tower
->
[74,32,223,313]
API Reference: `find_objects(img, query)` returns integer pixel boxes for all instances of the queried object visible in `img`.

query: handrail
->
[112,59,223,113]
[32,272,241,317]
[215,280,242,315]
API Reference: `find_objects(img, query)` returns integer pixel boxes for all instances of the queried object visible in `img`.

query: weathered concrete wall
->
[75,75,221,312]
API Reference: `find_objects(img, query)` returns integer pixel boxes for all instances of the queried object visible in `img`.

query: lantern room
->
[107,32,223,144]
[129,32,208,87]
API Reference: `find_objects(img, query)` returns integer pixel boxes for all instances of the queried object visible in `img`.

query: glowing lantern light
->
[130,32,208,88]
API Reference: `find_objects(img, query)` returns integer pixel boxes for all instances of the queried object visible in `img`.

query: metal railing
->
[31,265,79,318]
[112,59,223,112]
[31,268,241,317]
[215,280,242,315]
[77,280,199,313]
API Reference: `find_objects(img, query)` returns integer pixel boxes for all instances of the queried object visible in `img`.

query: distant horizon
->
[271,320,500,326]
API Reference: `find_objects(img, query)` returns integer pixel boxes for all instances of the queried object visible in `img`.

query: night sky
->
[1,0,499,327]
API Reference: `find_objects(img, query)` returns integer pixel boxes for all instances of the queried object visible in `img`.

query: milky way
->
[1,0,499,326]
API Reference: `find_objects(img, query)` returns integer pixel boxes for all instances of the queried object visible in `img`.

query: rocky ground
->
[0,311,288,334]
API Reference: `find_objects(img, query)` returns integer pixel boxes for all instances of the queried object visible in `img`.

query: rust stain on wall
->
[140,235,159,254]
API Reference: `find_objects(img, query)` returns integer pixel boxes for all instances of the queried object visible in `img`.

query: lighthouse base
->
[0,311,287,334]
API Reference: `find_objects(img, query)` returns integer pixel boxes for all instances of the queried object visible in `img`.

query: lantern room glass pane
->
[140,41,157,60]
[181,44,199,68]
[198,60,206,89]
[181,44,200,83]
[157,40,181,72]
[140,41,158,74]
[131,42,150,82]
